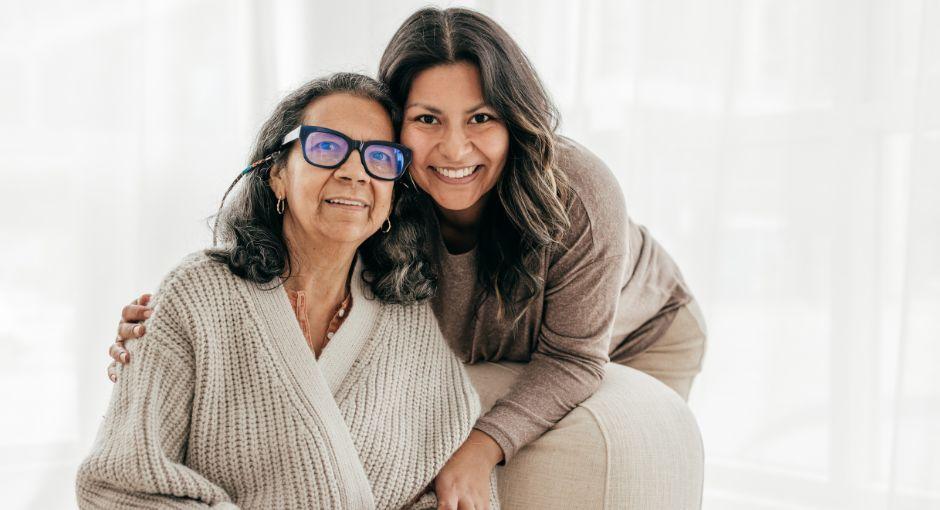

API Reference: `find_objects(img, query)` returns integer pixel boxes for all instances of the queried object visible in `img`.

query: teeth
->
[433,166,478,179]
[326,199,366,207]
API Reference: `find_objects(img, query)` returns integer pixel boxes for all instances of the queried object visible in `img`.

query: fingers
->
[118,294,152,341]
[117,321,146,341]
[121,301,153,323]
[107,361,119,383]
[109,293,151,379]
[109,339,130,364]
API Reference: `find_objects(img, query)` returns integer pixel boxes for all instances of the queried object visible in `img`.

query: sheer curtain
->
[1,1,937,508]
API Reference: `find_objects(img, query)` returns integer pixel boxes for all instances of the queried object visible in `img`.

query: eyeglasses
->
[250,125,409,181]
[243,126,412,180]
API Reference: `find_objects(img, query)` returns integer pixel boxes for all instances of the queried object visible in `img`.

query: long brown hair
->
[379,7,571,319]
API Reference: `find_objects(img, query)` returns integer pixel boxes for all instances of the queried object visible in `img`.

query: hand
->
[434,429,502,510]
[107,293,153,382]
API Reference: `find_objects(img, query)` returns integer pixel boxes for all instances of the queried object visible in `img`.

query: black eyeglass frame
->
[268,125,412,181]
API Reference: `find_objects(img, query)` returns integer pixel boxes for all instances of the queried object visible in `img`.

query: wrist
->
[467,429,504,466]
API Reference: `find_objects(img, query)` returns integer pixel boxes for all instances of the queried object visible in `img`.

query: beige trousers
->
[464,301,707,509]
[620,300,708,401]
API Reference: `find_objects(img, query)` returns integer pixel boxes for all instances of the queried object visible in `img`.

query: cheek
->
[401,127,432,163]
[372,185,395,218]
[288,170,328,208]
[482,128,510,166]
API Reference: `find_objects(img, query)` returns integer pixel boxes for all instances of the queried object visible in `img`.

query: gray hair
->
[207,72,436,304]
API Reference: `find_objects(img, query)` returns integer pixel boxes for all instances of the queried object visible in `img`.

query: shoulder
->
[157,250,238,294]
[556,137,625,204]
[133,251,237,355]
[377,300,437,334]
[554,137,630,259]
[376,301,457,354]
[143,250,254,341]
[149,250,247,318]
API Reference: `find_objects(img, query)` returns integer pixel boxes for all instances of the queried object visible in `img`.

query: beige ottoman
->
[465,362,704,509]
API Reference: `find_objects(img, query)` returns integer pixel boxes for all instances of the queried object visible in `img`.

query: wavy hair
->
[207,72,435,304]
[379,7,571,319]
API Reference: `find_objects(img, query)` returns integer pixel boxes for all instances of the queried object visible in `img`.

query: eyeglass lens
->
[303,131,406,179]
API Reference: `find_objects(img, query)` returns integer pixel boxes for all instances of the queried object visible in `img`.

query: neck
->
[436,193,490,254]
[281,228,356,302]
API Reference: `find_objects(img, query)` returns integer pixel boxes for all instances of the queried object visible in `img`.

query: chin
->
[429,192,484,212]
[321,226,374,245]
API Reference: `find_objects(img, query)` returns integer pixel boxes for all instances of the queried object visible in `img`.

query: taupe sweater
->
[432,138,692,462]
[77,252,499,509]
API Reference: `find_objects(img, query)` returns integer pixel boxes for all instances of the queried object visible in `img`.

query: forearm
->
[464,428,504,464]
[473,350,606,463]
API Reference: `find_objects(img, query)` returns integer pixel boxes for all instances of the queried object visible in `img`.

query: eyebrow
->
[405,102,491,114]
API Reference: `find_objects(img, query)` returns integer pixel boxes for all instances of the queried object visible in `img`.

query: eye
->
[470,113,494,124]
[317,141,339,151]
[370,151,390,162]
[415,114,439,125]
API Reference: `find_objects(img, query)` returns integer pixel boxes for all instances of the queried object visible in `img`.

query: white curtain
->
[2,1,937,508]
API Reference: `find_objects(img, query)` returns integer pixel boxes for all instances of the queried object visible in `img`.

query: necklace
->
[324,291,352,342]
[286,266,355,358]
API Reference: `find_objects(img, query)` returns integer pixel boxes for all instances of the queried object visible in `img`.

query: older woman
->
[77,73,498,509]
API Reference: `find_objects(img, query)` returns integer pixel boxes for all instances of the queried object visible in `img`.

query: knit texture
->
[76,251,499,509]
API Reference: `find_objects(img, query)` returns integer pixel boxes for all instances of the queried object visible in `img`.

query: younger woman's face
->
[400,62,509,212]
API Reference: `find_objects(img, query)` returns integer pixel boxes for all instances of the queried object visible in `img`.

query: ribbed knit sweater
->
[76,252,499,509]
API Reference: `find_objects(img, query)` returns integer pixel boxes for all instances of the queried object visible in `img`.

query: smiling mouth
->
[431,165,481,179]
[324,198,369,208]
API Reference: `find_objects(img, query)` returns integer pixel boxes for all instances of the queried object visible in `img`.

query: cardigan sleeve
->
[76,278,238,509]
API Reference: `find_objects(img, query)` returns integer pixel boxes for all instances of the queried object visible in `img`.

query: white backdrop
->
[1,1,938,508]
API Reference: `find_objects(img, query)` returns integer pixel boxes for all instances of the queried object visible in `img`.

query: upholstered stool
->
[465,361,704,509]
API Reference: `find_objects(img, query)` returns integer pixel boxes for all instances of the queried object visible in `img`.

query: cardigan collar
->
[246,255,382,395]
[316,257,382,392]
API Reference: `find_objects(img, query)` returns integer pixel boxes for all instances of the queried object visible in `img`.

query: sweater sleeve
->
[472,141,629,463]
[76,275,238,509]
[471,254,622,464]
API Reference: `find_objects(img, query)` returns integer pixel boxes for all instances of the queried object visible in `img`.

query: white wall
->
[1,1,938,508]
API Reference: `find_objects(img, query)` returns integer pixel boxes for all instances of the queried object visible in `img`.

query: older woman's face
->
[270,93,395,247]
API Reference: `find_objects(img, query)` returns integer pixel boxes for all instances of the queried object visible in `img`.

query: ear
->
[268,162,287,198]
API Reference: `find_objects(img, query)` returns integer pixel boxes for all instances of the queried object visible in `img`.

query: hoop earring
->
[407,172,422,193]
[276,197,285,215]
[381,217,392,234]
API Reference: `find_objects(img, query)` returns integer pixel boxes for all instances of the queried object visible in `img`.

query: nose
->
[332,148,370,184]
[438,124,473,162]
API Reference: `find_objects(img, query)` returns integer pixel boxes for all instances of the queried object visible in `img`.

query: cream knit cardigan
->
[76,252,499,509]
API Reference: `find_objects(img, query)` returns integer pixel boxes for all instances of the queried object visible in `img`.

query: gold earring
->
[381,217,391,233]
[276,197,285,215]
